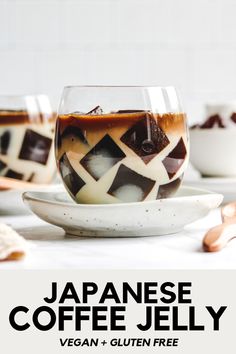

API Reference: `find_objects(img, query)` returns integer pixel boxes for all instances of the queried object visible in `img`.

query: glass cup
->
[55,86,189,204]
[0,95,56,184]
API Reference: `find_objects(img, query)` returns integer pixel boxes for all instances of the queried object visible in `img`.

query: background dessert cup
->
[190,102,236,177]
[0,95,56,184]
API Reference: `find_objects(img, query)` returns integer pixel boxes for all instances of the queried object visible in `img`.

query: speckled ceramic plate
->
[23,186,223,237]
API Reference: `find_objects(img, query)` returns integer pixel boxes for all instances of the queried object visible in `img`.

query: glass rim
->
[0,93,50,99]
[63,85,176,90]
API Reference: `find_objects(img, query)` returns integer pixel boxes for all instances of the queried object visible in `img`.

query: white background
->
[0,0,236,122]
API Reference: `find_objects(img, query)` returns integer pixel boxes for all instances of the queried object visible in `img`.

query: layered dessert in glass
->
[0,95,56,184]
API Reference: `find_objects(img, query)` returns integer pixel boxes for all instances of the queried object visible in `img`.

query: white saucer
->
[22,186,223,237]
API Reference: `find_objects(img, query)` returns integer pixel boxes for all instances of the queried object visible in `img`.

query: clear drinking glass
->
[55,86,189,204]
[0,95,56,184]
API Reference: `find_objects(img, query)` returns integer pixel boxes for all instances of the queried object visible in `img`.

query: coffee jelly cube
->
[19,129,52,165]
[0,130,11,155]
[61,126,88,144]
[86,106,103,115]
[27,172,35,182]
[0,159,7,172]
[80,134,126,180]
[5,169,24,180]
[162,138,187,179]
[117,110,149,113]
[120,116,169,164]
[157,174,183,199]
[59,153,85,197]
[108,164,155,202]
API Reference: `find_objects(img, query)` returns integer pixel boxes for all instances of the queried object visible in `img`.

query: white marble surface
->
[1,206,236,269]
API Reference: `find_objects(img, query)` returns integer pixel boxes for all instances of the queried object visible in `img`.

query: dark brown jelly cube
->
[0,159,7,172]
[60,126,88,145]
[0,130,11,155]
[59,153,85,197]
[108,163,155,202]
[162,138,187,179]
[5,169,24,180]
[157,175,183,199]
[120,116,169,164]
[19,129,52,165]
[86,106,103,115]
[80,134,126,180]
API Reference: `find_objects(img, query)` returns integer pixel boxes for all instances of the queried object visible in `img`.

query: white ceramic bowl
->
[190,129,236,177]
